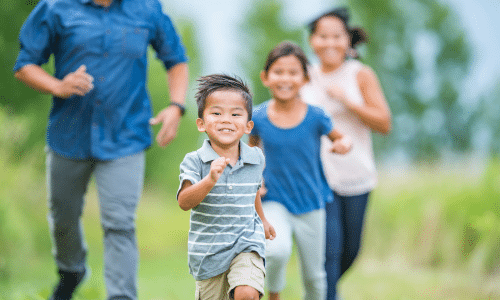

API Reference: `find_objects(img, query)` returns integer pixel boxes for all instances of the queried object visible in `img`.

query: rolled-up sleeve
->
[150,0,188,70]
[177,152,202,199]
[14,0,55,72]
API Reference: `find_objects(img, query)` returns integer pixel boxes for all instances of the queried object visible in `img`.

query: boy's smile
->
[197,90,253,151]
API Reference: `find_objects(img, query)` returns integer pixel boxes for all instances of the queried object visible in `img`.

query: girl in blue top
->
[249,41,351,300]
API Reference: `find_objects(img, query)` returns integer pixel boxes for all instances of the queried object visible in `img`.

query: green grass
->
[1,109,500,299]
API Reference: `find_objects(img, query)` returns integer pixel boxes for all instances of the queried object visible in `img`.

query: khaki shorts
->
[195,252,265,300]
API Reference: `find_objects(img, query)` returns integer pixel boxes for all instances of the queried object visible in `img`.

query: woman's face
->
[309,16,350,71]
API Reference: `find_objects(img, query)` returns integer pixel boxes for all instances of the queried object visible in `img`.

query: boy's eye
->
[232,113,241,117]
[212,112,221,115]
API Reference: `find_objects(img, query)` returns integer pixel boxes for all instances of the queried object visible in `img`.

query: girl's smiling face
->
[261,54,308,103]
[310,16,350,72]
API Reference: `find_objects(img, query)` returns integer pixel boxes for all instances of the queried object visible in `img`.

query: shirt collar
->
[198,139,260,165]
[80,0,120,5]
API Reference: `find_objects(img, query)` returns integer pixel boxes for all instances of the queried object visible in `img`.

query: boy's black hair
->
[263,41,309,81]
[308,7,368,48]
[195,74,253,120]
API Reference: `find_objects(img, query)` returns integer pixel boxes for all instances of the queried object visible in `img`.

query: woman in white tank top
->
[301,7,392,300]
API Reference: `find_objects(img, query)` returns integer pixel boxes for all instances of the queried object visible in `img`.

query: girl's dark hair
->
[195,74,253,120]
[263,41,309,81]
[308,7,368,48]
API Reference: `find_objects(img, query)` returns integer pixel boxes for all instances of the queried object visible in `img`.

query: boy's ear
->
[260,71,268,87]
[196,118,206,132]
[245,120,254,134]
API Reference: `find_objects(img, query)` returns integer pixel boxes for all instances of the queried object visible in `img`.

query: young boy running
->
[177,74,276,300]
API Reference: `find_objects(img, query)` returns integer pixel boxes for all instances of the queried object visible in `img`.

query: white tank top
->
[301,59,377,196]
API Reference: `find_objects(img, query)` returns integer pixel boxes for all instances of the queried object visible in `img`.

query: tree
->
[344,0,472,160]
[238,0,304,105]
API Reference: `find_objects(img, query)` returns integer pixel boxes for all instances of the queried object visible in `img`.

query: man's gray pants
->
[46,149,145,300]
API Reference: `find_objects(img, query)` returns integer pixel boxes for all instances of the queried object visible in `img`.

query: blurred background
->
[1,0,499,299]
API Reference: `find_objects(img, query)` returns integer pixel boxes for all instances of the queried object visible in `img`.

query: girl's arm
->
[178,157,229,211]
[248,135,268,196]
[255,191,276,240]
[327,129,352,154]
[327,66,392,134]
[248,135,260,148]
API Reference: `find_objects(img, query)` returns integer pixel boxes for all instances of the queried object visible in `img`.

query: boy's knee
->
[232,285,260,300]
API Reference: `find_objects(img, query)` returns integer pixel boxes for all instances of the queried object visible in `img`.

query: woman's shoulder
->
[344,59,366,73]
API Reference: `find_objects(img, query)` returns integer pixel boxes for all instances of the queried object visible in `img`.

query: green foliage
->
[340,160,500,298]
[343,0,472,159]
[145,19,204,188]
[238,0,304,104]
[2,118,499,298]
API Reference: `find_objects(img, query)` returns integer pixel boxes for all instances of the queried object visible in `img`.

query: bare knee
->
[233,285,260,300]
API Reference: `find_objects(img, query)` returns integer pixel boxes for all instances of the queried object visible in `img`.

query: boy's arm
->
[255,190,276,240]
[327,129,352,155]
[177,176,216,211]
[178,156,230,211]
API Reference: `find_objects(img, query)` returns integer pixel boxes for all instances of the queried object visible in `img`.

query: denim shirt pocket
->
[120,26,149,58]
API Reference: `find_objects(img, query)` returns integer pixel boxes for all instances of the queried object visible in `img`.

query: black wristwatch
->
[169,102,186,116]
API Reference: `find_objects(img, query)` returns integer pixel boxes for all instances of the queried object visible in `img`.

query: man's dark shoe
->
[49,269,86,300]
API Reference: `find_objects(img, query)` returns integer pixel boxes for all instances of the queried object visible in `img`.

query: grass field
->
[1,110,499,299]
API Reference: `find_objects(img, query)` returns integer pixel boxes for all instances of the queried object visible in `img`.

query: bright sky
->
[162,0,500,101]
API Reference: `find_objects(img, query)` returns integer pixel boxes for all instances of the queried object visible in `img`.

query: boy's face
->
[196,90,253,149]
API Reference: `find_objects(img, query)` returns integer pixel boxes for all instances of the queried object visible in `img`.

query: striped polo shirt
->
[177,139,266,281]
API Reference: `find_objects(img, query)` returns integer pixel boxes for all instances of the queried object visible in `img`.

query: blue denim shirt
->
[14,0,188,160]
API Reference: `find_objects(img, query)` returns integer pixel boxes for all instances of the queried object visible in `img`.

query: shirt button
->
[96,100,102,105]
[106,29,111,35]
[229,185,233,190]
[103,52,109,58]
[92,123,97,127]
[99,76,105,82]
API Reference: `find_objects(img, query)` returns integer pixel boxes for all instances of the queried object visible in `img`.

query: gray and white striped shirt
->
[178,139,266,281]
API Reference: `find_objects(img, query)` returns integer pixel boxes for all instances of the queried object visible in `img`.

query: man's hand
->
[209,157,230,183]
[149,105,183,147]
[54,65,94,98]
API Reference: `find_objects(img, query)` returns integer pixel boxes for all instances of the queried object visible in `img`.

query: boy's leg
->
[261,202,293,295]
[46,149,94,299]
[195,272,230,300]
[325,194,343,300]
[293,208,327,300]
[227,252,265,300]
[339,192,369,276]
[94,151,145,300]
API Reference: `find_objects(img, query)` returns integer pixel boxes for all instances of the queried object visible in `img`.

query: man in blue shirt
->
[13,0,188,299]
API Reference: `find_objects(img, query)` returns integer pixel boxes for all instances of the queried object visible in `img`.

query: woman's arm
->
[327,66,392,134]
